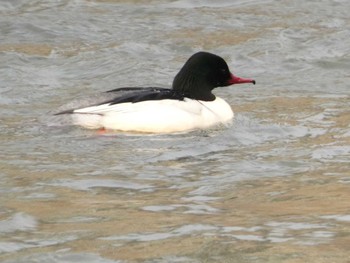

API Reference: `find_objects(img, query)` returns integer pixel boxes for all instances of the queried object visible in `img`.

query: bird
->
[55,51,255,133]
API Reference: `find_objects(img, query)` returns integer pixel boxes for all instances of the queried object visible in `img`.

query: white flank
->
[71,97,234,133]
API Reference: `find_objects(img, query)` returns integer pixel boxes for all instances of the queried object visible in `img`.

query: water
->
[0,0,349,262]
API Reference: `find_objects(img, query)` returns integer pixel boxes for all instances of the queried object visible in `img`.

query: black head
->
[172,52,255,101]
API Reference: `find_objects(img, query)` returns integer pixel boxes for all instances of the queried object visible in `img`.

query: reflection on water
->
[1,0,349,262]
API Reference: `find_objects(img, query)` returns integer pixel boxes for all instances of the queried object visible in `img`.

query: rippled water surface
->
[1,0,349,262]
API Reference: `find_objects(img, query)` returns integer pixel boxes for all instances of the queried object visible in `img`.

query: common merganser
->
[56,52,255,133]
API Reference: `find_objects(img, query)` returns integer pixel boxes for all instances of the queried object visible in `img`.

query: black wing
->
[105,87,185,105]
[55,87,185,115]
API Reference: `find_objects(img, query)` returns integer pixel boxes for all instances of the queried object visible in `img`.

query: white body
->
[71,97,234,133]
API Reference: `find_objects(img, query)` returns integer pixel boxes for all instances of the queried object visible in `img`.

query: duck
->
[55,51,255,133]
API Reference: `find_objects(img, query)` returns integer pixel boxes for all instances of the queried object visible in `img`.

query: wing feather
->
[55,87,185,115]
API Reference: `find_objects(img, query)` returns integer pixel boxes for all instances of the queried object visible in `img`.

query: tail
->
[54,109,104,116]
[54,109,75,115]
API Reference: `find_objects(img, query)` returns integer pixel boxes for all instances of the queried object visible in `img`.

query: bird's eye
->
[220,68,227,74]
